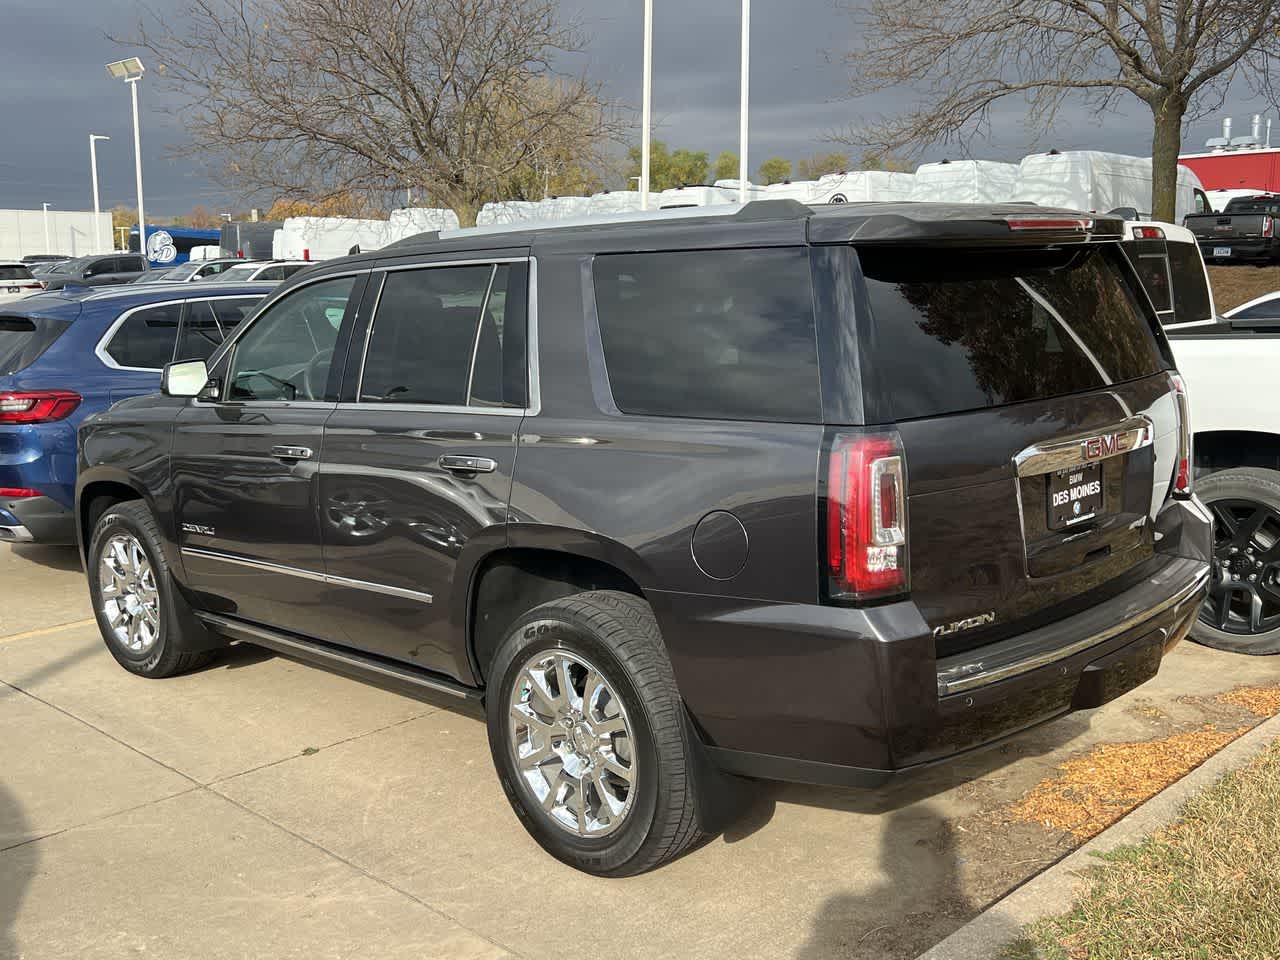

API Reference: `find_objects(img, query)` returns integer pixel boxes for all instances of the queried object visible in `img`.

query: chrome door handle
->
[271,445,313,460]
[438,455,497,474]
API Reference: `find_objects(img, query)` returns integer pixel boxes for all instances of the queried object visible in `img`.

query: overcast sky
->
[1,0,1273,217]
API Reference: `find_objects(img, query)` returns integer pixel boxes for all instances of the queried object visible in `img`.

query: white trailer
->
[1013,151,1208,221]
[272,208,460,259]
[0,208,112,260]
[909,160,1020,204]
[809,171,916,204]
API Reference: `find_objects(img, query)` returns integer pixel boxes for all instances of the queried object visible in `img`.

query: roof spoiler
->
[810,210,1126,245]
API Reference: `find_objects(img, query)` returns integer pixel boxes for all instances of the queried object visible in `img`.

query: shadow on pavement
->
[0,782,33,959]
[723,710,1093,844]
[3,640,98,695]
[794,803,972,960]
[10,544,82,573]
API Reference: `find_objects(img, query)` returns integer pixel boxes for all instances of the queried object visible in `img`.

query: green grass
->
[1002,740,1280,960]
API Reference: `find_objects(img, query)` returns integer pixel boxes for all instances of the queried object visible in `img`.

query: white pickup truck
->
[1133,221,1280,654]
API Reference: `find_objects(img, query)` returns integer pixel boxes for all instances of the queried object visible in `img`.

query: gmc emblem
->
[1082,431,1138,461]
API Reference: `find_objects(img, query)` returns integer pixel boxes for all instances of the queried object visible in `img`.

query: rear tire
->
[486,590,711,876]
[88,501,217,677]
[1191,468,1280,655]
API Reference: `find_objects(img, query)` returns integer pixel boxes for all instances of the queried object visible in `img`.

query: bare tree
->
[127,0,622,225]
[836,1,1280,220]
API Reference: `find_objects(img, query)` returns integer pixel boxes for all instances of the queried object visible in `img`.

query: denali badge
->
[181,522,215,537]
[932,611,996,639]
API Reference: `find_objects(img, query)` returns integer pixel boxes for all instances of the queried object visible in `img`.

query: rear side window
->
[359,263,527,408]
[860,246,1165,421]
[1166,243,1213,324]
[0,316,71,375]
[0,266,34,281]
[103,303,182,369]
[1122,242,1173,315]
[592,248,819,422]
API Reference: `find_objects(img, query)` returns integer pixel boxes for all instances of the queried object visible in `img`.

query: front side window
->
[104,302,182,369]
[226,276,356,401]
[84,259,116,278]
[119,256,146,272]
[359,262,527,408]
[592,248,819,422]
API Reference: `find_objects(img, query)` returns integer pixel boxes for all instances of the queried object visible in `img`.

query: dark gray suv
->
[40,253,148,290]
[76,201,1212,875]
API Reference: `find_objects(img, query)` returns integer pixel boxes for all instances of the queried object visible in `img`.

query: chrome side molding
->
[180,546,433,604]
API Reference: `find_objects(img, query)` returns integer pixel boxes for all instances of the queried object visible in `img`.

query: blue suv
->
[0,282,274,543]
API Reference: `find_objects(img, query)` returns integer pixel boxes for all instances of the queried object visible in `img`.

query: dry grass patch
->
[1004,740,1280,960]
[1009,726,1246,839]
[1206,264,1280,313]
[1215,684,1280,718]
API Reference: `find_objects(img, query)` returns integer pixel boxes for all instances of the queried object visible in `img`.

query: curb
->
[917,711,1280,960]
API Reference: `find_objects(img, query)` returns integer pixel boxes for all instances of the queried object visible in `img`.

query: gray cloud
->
[0,0,1273,215]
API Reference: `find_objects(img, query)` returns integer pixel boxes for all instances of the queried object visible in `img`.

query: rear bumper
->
[664,498,1213,787]
[1197,239,1278,261]
[0,494,76,545]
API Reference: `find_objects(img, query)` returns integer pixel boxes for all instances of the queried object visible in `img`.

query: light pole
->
[640,0,653,210]
[89,134,110,253]
[41,203,52,254]
[739,0,750,205]
[105,58,147,262]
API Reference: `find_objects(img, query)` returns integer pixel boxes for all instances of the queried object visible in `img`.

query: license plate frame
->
[5,286,17,294]
[1047,462,1103,530]
[1213,246,1232,258]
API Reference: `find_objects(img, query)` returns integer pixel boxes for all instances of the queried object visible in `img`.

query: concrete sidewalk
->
[3,542,1279,959]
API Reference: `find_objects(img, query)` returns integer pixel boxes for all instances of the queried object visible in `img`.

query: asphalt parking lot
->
[3,541,1279,960]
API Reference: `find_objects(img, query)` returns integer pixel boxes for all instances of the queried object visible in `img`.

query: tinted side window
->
[257,265,285,281]
[119,256,146,272]
[1166,242,1213,324]
[84,258,115,278]
[104,303,182,369]
[1232,300,1280,320]
[592,248,819,422]
[227,276,355,401]
[0,266,34,281]
[860,246,1165,420]
[359,263,527,408]
[177,297,262,362]
[1121,241,1173,315]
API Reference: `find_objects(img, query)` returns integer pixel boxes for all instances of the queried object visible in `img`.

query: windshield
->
[217,265,259,282]
[163,263,204,281]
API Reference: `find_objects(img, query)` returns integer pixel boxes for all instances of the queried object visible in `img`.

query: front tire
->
[1191,468,1280,655]
[486,590,710,876]
[88,501,216,677]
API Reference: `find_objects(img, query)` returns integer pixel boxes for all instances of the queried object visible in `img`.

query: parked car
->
[0,282,270,544]
[200,259,309,282]
[76,202,1210,876]
[39,254,149,291]
[148,257,258,282]
[1184,194,1280,264]
[1221,291,1280,323]
[0,261,46,303]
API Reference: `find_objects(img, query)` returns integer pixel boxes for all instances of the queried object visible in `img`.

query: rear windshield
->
[1224,199,1280,215]
[0,316,71,375]
[0,266,34,281]
[592,247,820,422]
[859,245,1166,420]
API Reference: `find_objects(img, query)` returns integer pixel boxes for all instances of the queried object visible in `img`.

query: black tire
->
[486,590,710,876]
[87,500,217,677]
[1191,467,1280,655]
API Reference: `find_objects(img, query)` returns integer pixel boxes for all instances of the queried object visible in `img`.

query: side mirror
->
[162,359,209,398]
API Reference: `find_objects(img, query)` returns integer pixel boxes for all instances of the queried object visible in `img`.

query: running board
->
[195,613,482,703]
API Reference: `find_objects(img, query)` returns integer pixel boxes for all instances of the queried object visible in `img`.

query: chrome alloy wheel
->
[98,533,161,654]
[508,649,637,837]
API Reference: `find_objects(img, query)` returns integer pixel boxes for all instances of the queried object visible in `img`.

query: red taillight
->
[1170,373,1192,497]
[826,432,908,600]
[1133,225,1165,239]
[1006,217,1094,232]
[0,487,41,498]
[0,390,82,424]
[1264,216,1275,239]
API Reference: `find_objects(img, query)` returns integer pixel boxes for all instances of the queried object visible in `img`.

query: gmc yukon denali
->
[75,201,1212,875]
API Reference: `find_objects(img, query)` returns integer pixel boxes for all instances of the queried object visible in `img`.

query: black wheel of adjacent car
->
[485,590,710,876]
[1191,468,1280,655]
[87,500,217,677]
